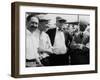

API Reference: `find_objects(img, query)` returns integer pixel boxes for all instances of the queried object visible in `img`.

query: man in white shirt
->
[46,16,71,66]
[26,15,42,67]
[37,15,53,66]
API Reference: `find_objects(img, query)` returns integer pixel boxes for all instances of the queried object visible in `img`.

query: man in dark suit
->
[70,23,90,65]
[46,16,72,66]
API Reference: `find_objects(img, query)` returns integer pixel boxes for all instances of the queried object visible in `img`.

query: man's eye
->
[31,22,38,24]
[36,22,38,24]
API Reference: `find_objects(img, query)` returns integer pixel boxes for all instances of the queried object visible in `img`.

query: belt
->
[26,59,36,62]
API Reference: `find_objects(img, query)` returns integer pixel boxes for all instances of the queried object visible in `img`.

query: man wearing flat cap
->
[70,22,90,65]
[37,15,53,66]
[46,16,72,66]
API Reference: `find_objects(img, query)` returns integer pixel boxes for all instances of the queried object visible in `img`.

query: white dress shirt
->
[53,28,67,54]
[39,31,53,58]
[25,29,40,60]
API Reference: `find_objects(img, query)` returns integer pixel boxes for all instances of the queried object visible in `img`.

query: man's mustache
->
[30,25,37,28]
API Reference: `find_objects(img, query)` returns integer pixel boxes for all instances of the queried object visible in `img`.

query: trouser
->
[69,49,89,65]
[40,57,51,66]
[49,53,69,66]
[26,59,43,67]
[26,59,37,67]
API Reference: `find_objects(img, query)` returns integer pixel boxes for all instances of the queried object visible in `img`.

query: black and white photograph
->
[11,2,97,78]
[25,12,90,67]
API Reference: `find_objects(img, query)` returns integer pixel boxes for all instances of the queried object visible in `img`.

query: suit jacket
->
[46,28,72,48]
[46,28,56,46]
[70,31,89,50]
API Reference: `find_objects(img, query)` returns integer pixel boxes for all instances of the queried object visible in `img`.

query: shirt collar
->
[26,29,40,36]
[56,27,63,32]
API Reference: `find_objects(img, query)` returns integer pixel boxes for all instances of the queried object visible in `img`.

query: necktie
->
[80,32,83,39]
[58,28,63,31]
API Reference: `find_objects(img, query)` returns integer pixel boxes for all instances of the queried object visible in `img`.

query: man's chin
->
[31,28,37,31]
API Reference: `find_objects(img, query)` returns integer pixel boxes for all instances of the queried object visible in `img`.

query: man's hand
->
[79,44,85,49]
[38,48,44,53]
[52,47,67,54]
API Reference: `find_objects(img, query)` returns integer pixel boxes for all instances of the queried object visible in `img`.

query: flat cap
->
[56,16,66,21]
[38,14,50,21]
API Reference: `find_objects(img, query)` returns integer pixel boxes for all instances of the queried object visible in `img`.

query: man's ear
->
[26,21,31,29]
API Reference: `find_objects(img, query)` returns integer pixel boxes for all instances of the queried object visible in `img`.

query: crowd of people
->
[25,14,90,67]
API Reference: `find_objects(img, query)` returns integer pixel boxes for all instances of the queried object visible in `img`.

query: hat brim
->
[39,19,50,21]
[58,19,66,23]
